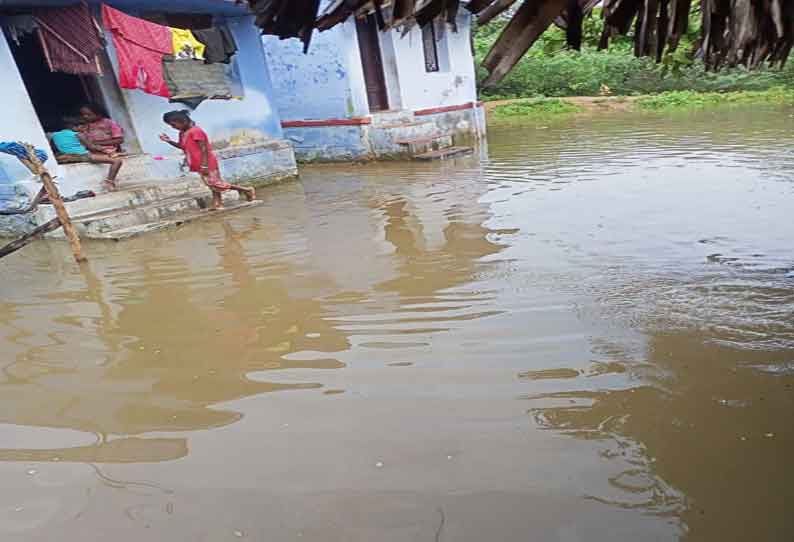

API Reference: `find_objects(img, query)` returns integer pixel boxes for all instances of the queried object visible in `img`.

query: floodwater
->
[1,106,793,542]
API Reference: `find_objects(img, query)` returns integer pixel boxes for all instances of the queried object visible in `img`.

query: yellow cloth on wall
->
[171,28,205,60]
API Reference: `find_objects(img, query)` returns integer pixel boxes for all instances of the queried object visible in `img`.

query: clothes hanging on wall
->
[102,4,172,98]
[192,27,238,64]
[33,4,104,75]
[171,28,205,60]
[162,57,232,108]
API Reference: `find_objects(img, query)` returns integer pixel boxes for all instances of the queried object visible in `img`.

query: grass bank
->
[475,13,794,101]
[486,89,794,120]
[635,88,794,110]
[488,98,583,120]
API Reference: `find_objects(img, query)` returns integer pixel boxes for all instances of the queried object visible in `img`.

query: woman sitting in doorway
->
[52,117,123,191]
[78,103,125,155]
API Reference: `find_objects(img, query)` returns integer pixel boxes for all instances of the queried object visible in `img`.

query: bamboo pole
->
[23,145,87,263]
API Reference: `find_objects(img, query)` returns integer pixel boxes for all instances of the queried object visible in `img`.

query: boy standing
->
[159,110,254,210]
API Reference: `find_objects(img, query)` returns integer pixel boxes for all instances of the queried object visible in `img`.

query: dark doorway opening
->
[355,14,389,112]
[5,30,104,133]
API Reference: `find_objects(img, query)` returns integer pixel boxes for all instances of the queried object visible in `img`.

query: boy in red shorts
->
[159,110,255,210]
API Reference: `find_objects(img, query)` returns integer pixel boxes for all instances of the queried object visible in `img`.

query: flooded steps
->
[369,120,456,158]
[413,146,474,161]
[394,134,454,155]
[37,175,260,240]
[71,190,242,238]
[91,200,264,240]
[36,177,209,223]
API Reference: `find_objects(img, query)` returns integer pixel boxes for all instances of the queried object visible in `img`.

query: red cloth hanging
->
[102,4,173,98]
[34,3,104,75]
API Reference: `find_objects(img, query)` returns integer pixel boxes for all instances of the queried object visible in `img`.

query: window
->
[422,23,439,73]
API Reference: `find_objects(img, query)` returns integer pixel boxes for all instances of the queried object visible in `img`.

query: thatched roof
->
[242,0,794,84]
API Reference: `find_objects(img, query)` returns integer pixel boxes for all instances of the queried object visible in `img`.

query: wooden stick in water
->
[0,218,62,259]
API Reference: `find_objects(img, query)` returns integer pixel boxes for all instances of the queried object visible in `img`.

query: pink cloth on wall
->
[102,4,173,98]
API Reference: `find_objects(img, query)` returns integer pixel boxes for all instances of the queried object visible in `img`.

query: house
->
[0,0,297,236]
[261,4,486,162]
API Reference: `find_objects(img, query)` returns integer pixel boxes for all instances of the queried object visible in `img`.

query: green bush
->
[474,12,794,99]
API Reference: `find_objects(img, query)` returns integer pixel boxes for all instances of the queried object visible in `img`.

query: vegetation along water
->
[474,9,794,103]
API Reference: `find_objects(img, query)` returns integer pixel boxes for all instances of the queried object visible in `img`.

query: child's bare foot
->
[102,179,118,191]
[242,187,255,202]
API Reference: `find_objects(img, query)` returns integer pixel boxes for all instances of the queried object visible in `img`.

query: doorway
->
[355,14,389,112]
[6,30,103,133]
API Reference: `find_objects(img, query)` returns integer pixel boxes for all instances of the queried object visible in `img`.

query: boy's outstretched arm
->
[159,133,183,149]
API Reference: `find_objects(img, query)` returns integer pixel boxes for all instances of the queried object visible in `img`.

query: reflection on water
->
[1,106,793,541]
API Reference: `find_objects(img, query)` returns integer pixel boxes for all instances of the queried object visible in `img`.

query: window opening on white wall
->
[421,21,451,73]
[421,23,439,72]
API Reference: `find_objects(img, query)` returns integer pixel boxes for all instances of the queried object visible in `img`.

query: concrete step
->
[72,190,242,238]
[57,154,152,184]
[92,200,265,241]
[413,146,474,161]
[35,177,207,224]
[369,121,441,156]
[394,133,454,155]
[36,175,259,239]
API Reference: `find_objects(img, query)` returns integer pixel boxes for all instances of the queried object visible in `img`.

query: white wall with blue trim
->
[384,12,478,111]
[262,9,477,121]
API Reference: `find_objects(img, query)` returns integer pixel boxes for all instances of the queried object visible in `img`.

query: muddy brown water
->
[1,107,793,541]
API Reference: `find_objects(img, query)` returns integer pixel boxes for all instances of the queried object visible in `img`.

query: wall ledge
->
[282,117,373,128]
[414,101,484,117]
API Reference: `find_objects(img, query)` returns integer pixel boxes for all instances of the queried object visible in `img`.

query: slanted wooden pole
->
[23,145,87,263]
[0,218,62,259]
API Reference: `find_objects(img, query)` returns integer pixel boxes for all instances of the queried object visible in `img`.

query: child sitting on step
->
[51,117,123,191]
[159,110,254,211]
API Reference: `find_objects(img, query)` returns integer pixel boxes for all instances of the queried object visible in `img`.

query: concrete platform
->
[394,134,455,155]
[34,176,261,240]
[413,146,474,161]
[91,201,265,241]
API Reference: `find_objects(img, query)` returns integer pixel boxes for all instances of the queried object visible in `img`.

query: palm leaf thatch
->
[241,0,794,84]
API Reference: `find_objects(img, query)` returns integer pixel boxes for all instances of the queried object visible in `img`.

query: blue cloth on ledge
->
[0,142,49,164]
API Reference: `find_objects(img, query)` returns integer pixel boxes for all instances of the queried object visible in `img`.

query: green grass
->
[636,88,794,110]
[474,11,794,100]
[490,99,583,119]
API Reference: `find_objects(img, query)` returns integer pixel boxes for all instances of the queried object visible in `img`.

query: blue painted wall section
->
[285,126,372,162]
[262,21,369,121]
